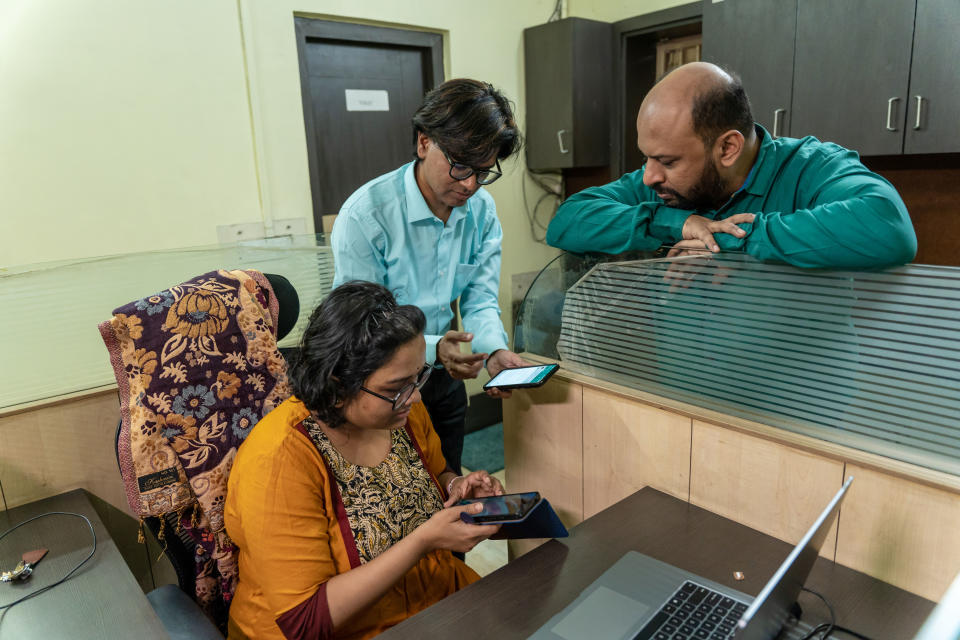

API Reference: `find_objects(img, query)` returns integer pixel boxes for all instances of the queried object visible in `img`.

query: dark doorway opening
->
[294,18,444,231]
[613,4,701,177]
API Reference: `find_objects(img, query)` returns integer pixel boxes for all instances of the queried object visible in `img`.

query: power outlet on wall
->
[271,217,308,237]
[217,222,265,245]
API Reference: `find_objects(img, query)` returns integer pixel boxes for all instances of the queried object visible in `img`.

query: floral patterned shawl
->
[99,269,291,623]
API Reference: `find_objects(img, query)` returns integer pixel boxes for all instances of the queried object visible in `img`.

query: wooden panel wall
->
[690,420,844,558]
[0,390,127,514]
[503,379,583,558]
[504,378,960,598]
[836,464,960,601]
[871,162,960,267]
[582,387,691,518]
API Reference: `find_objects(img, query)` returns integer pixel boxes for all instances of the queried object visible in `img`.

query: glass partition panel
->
[1,235,334,410]
[517,251,960,476]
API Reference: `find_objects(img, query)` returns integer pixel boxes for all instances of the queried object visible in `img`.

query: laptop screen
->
[733,476,854,640]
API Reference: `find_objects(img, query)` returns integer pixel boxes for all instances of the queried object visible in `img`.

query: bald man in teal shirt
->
[546,63,917,268]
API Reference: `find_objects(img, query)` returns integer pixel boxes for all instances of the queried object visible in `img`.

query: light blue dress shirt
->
[332,161,509,365]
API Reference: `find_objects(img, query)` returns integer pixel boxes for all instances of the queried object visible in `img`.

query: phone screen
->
[460,491,541,523]
[483,364,558,389]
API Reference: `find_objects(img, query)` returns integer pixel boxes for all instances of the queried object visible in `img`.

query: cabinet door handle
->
[914,95,924,130]
[557,129,569,154]
[886,97,900,131]
[772,109,785,138]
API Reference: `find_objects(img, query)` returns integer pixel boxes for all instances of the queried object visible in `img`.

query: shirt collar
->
[403,161,470,225]
[741,123,776,197]
[404,162,436,222]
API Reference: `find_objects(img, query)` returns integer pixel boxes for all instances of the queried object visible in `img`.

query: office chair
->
[102,270,299,636]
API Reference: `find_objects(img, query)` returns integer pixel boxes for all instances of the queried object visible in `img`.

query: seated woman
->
[225,281,504,640]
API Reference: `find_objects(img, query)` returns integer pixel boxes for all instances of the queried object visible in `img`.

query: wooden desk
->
[381,488,935,639]
[0,489,168,639]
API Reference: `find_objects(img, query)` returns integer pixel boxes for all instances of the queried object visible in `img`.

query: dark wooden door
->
[294,19,443,228]
[701,0,797,138]
[791,0,915,156]
[904,0,960,154]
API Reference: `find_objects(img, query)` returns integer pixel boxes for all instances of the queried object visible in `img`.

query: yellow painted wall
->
[3,0,696,396]
[3,0,585,398]
[567,0,692,23]
[236,0,562,350]
[0,0,262,267]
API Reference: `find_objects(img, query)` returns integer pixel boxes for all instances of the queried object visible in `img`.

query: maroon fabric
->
[275,580,334,640]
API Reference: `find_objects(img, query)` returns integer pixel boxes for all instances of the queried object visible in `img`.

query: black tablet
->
[482,363,559,390]
[458,491,542,524]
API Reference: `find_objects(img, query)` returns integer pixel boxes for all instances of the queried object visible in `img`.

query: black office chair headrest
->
[264,273,299,342]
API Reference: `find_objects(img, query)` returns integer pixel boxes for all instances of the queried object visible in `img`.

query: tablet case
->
[488,497,569,540]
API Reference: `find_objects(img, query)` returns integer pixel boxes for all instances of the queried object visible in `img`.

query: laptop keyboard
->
[632,580,749,640]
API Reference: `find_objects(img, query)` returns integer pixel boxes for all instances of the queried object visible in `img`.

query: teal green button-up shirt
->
[332,162,508,365]
[546,126,917,268]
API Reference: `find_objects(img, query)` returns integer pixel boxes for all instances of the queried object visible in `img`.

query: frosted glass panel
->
[1,235,334,410]
[518,252,960,476]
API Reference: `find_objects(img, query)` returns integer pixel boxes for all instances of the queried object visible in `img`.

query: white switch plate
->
[217,222,265,245]
[271,217,308,236]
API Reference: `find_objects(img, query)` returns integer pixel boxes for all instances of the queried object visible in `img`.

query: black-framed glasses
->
[440,148,503,185]
[360,364,432,410]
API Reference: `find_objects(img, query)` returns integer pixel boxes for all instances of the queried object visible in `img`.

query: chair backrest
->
[101,269,298,630]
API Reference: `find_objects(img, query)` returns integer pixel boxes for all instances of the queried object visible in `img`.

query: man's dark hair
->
[287,281,426,428]
[690,72,754,148]
[412,78,522,166]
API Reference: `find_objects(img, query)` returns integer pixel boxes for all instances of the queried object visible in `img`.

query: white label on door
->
[345,89,390,112]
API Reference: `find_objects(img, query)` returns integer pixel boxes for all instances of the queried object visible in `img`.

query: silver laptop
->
[530,477,853,640]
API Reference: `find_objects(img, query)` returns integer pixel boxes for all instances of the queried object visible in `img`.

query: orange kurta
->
[224,397,479,640]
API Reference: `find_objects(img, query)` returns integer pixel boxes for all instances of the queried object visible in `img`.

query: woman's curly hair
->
[287,281,426,428]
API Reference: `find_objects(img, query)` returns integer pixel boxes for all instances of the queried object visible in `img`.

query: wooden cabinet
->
[791,0,915,156]
[702,0,960,155]
[701,0,796,137]
[523,18,612,171]
[904,0,960,154]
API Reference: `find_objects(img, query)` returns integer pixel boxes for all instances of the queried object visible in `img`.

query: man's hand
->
[484,350,530,399]
[666,238,713,259]
[437,331,486,380]
[680,213,755,252]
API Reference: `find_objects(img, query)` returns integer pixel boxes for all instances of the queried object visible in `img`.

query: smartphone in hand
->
[483,364,558,391]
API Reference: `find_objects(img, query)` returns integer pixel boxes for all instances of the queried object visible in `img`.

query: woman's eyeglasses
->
[440,148,502,185]
[360,364,432,410]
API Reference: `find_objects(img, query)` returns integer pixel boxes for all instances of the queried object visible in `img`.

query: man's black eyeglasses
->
[360,364,432,410]
[440,148,503,185]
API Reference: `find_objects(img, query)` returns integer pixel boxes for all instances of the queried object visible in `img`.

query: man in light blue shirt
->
[332,79,527,473]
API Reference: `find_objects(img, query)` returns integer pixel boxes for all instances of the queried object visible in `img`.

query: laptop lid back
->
[733,476,854,640]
